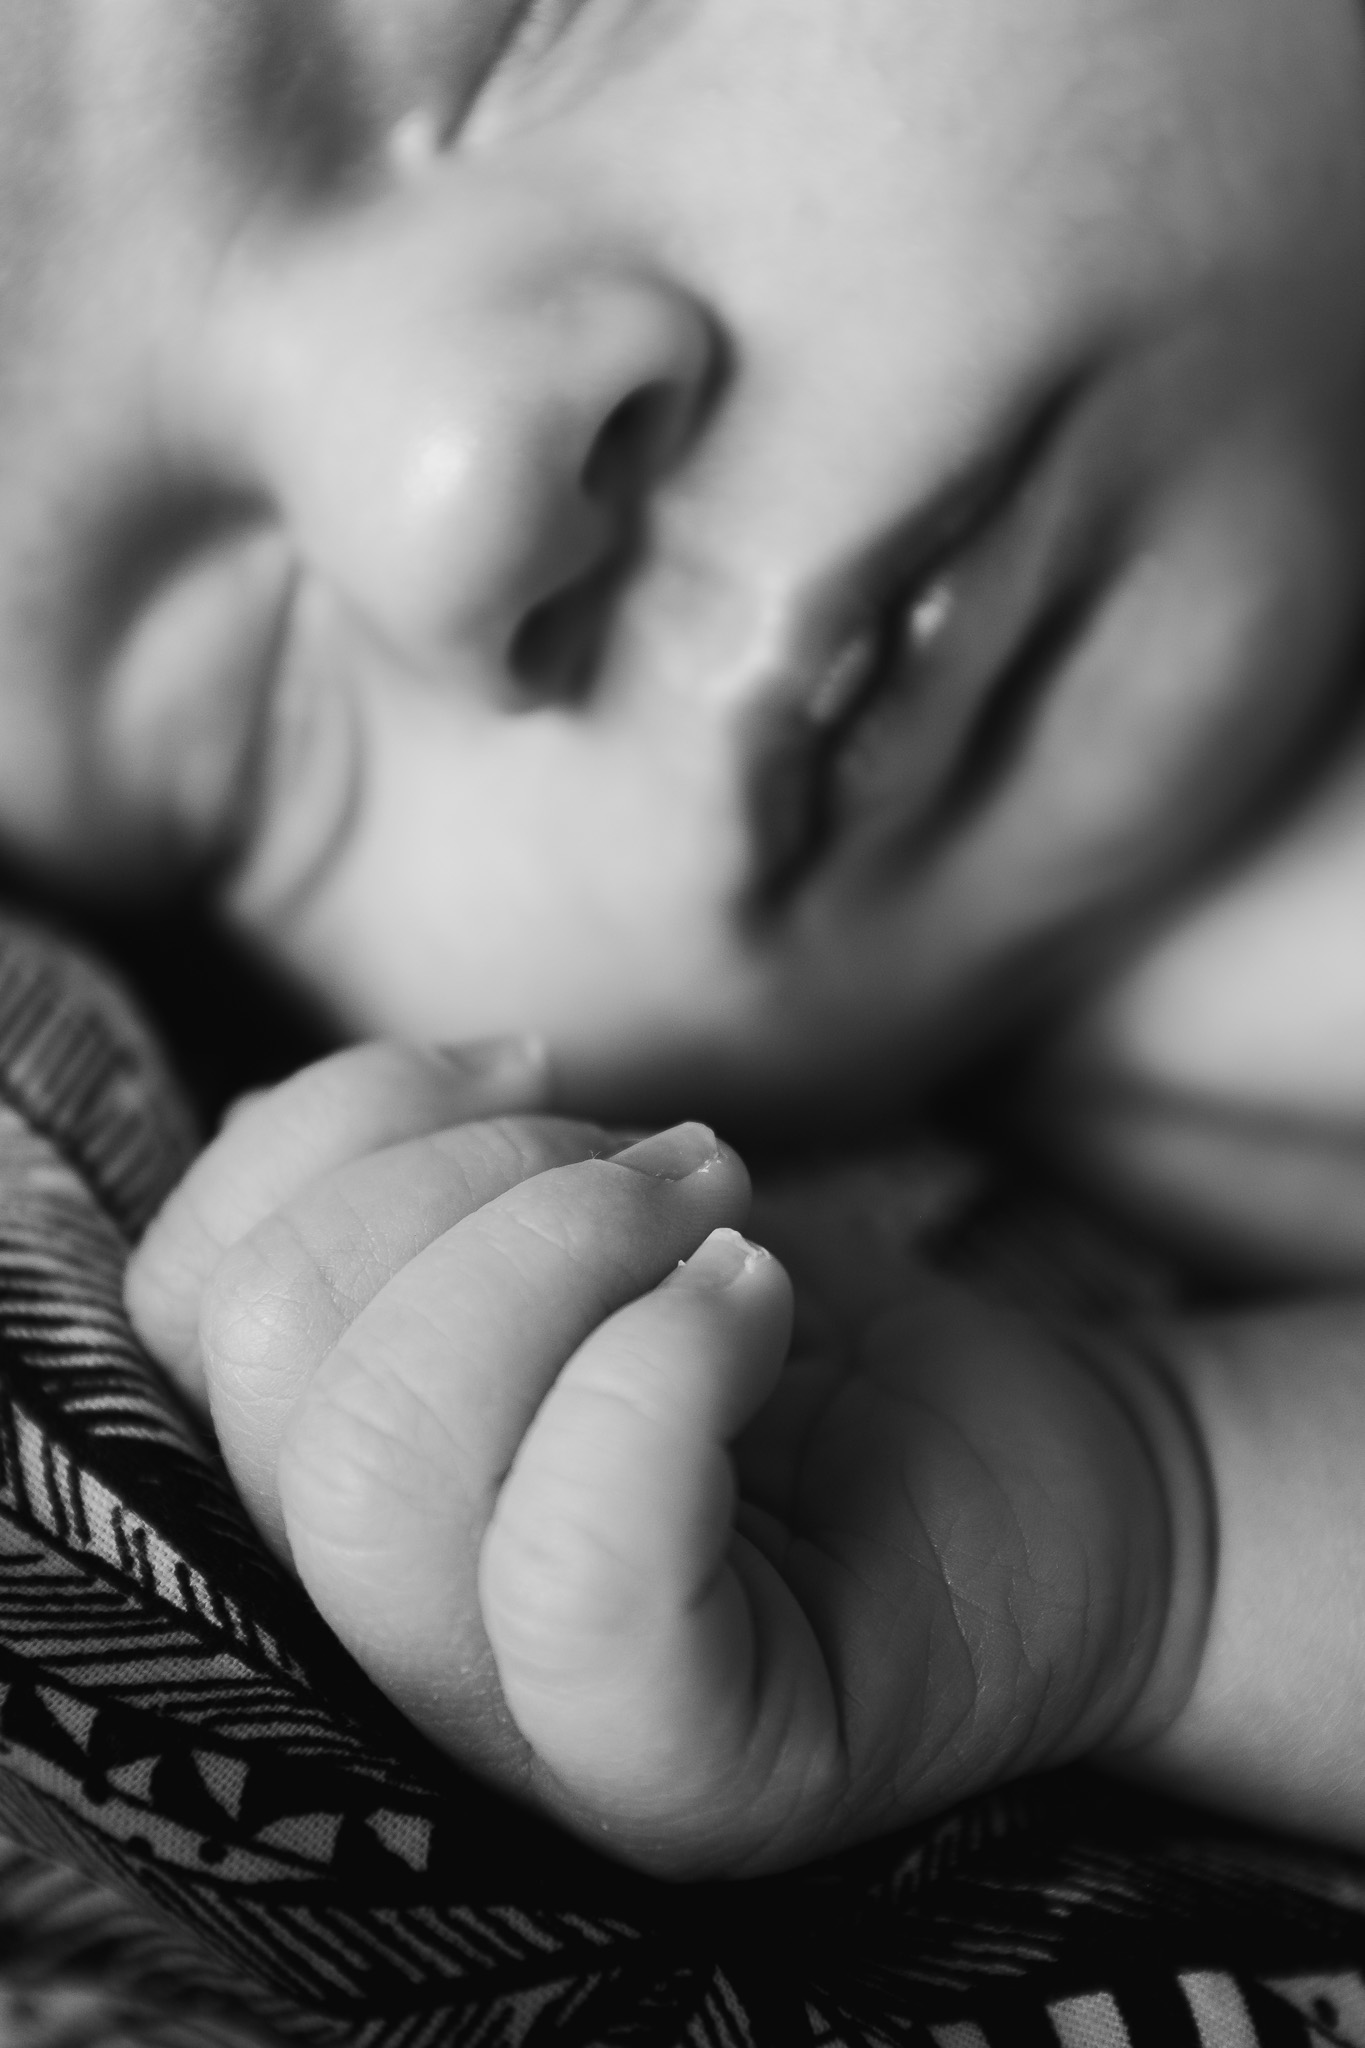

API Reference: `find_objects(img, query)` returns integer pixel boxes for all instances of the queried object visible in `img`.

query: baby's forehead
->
[0,6,411,362]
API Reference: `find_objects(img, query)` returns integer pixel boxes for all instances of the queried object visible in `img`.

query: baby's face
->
[6,0,1365,1123]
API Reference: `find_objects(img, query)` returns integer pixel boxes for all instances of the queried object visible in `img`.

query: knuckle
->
[199,1221,327,1390]
[492,1191,646,1305]
[429,1113,607,1183]
[285,1352,459,1521]
[314,1182,413,1305]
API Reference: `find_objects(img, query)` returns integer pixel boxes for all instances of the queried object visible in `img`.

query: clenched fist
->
[127,1040,1206,1877]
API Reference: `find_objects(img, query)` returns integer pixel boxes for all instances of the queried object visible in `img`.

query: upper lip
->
[738,374,1091,905]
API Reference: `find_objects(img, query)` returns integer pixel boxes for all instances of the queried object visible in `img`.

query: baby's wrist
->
[1081,1321,1217,1761]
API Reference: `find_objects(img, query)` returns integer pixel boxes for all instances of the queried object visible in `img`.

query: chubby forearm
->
[1115,1295,1365,1847]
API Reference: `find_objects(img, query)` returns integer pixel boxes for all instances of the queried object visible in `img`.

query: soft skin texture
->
[129,1050,1365,1874]
[4,1,1365,1129]
[17,0,1365,1878]
[1017,750,1365,1281]
[129,1047,1206,1877]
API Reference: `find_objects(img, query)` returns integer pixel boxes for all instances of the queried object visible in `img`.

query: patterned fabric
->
[0,913,1364,2047]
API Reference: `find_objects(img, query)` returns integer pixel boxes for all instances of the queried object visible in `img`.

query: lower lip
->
[825,627,949,850]
[805,555,1102,895]
[751,609,951,903]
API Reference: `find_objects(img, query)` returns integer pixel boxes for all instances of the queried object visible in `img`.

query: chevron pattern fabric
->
[0,914,1362,2047]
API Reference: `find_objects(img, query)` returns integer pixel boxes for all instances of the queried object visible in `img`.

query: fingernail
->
[436,1034,549,1084]
[678,1227,770,1287]
[609,1121,721,1181]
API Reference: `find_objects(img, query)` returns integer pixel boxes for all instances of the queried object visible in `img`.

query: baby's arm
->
[124,1046,1364,1874]
[1120,1297,1365,1844]
[759,1171,1365,1850]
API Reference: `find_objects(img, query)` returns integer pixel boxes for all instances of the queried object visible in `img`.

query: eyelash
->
[484,0,586,88]
[428,0,591,154]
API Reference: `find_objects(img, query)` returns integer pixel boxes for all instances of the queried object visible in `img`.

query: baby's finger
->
[480,1229,801,1855]
[276,1125,750,1776]
[127,1034,549,1397]
[202,1113,619,1547]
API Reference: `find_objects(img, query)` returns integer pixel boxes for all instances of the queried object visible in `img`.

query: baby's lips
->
[608,1122,723,1181]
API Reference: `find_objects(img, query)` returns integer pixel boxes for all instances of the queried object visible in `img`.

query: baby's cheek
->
[1019,745,1365,1283]
[229,641,750,1066]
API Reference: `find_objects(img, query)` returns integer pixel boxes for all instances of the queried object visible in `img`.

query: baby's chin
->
[238,794,1206,1152]
[293,949,1016,1149]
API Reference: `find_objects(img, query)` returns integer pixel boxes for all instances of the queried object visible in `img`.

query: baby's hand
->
[128,1052,1208,1878]
[126,1041,766,1831]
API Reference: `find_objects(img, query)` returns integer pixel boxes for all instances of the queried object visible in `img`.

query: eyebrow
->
[210,0,534,186]
[180,0,368,192]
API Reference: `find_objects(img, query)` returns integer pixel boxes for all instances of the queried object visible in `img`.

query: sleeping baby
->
[5,0,1365,1876]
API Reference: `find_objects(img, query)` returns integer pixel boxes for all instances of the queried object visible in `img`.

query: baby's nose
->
[230,204,718,695]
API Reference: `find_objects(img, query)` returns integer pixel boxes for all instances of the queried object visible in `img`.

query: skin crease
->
[15,0,1365,1876]
[2,0,1365,1132]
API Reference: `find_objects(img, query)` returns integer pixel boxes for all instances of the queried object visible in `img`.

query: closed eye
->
[379,0,591,153]
[491,0,590,69]
[464,0,591,119]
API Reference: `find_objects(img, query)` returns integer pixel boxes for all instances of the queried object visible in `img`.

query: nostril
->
[509,388,677,706]
[508,540,641,706]
[583,382,690,508]
[506,334,716,707]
